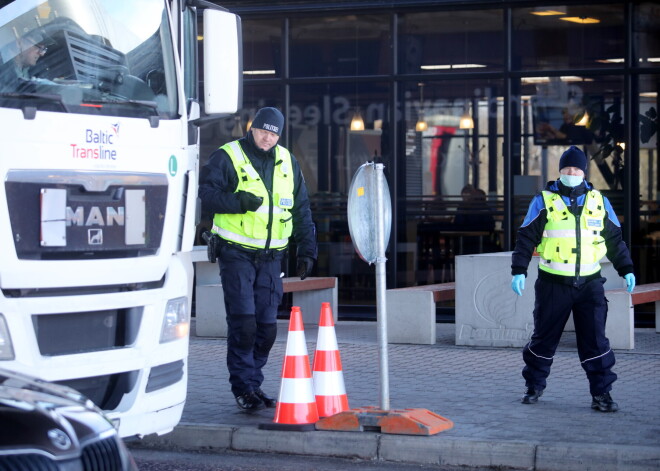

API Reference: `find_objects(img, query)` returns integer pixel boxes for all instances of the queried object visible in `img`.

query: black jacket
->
[511,179,633,285]
[198,131,317,260]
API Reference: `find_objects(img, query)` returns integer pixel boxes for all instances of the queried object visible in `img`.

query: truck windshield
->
[0,0,178,119]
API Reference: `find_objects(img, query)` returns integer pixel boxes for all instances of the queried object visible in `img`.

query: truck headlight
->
[160,297,189,343]
[0,314,16,360]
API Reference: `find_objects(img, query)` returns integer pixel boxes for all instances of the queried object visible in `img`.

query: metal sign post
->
[374,163,390,410]
[316,161,453,436]
[344,162,392,409]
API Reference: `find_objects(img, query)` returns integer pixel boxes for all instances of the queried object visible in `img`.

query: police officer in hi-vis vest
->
[199,107,317,412]
[511,146,635,412]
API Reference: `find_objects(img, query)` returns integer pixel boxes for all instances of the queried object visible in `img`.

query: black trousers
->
[522,276,617,396]
[218,247,282,397]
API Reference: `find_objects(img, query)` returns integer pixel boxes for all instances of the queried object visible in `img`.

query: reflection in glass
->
[512,4,624,70]
[0,0,177,117]
[634,3,660,67]
[242,19,281,77]
[290,15,390,77]
[398,10,503,74]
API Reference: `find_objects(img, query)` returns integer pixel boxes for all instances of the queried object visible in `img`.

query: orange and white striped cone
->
[312,302,349,417]
[261,306,319,431]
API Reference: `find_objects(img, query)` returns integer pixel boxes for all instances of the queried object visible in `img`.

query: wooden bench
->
[191,246,337,337]
[386,283,455,345]
[604,282,660,349]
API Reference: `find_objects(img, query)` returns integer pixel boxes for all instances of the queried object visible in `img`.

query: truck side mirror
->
[202,9,242,115]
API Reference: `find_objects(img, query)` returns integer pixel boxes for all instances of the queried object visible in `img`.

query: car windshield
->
[0,0,178,118]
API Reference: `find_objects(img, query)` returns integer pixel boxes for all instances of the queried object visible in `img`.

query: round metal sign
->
[347,162,391,264]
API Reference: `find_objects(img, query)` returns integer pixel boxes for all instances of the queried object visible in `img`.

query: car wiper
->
[83,98,160,127]
[0,92,68,118]
[83,97,158,112]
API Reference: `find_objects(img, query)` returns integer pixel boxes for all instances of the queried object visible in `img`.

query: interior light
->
[560,17,600,24]
[530,10,566,16]
[421,64,485,70]
[350,109,365,131]
[421,64,451,70]
[243,70,276,75]
[415,114,428,132]
[451,64,486,69]
[459,111,474,130]
[521,77,550,84]
[522,76,594,84]
[575,112,589,127]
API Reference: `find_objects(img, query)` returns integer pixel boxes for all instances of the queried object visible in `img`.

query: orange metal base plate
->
[315,406,454,435]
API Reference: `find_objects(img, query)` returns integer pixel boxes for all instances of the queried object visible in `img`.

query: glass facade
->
[199,1,660,323]
[512,4,625,71]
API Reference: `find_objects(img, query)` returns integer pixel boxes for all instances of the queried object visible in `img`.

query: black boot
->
[521,387,543,404]
[235,391,265,413]
[591,392,619,412]
[254,388,277,408]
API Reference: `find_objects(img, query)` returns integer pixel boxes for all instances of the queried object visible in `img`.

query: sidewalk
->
[138,319,660,471]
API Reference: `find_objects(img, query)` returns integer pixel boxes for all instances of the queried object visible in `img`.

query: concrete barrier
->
[386,283,455,345]
[455,252,631,349]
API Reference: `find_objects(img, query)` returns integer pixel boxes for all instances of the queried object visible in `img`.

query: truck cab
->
[0,0,241,438]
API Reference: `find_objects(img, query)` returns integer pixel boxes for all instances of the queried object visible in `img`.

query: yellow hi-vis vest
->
[212,140,294,250]
[537,189,607,277]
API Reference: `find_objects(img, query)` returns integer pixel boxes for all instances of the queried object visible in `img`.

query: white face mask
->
[559,174,584,187]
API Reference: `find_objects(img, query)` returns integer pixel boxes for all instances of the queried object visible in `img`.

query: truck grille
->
[5,170,167,260]
[33,308,142,356]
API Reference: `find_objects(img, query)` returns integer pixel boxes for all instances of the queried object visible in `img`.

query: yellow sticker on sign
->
[357,186,365,197]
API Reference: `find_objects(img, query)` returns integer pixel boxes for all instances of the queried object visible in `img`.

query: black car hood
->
[0,367,115,458]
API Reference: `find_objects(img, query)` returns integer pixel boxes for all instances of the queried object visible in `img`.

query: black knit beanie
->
[251,107,284,136]
[559,146,587,172]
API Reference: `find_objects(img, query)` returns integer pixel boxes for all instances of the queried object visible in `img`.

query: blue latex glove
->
[624,273,635,293]
[511,274,525,296]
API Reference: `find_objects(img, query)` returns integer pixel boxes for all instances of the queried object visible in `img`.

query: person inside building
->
[510,145,635,412]
[453,185,495,254]
[199,107,317,413]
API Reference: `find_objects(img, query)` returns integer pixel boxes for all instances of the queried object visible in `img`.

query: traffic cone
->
[261,306,319,431]
[313,302,349,417]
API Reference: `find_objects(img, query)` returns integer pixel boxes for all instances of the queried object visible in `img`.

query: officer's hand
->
[297,257,314,280]
[511,274,525,296]
[624,273,635,293]
[238,191,263,213]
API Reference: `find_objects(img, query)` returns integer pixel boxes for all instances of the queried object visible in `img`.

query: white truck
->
[0,0,241,438]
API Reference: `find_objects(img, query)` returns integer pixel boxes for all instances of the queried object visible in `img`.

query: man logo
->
[88,229,103,245]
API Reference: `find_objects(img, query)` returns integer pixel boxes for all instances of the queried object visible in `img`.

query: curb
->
[132,423,660,471]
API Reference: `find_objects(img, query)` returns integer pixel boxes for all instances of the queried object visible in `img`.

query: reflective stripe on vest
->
[211,141,294,250]
[212,224,289,248]
[539,259,601,275]
[537,190,607,277]
[542,229,604,239]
